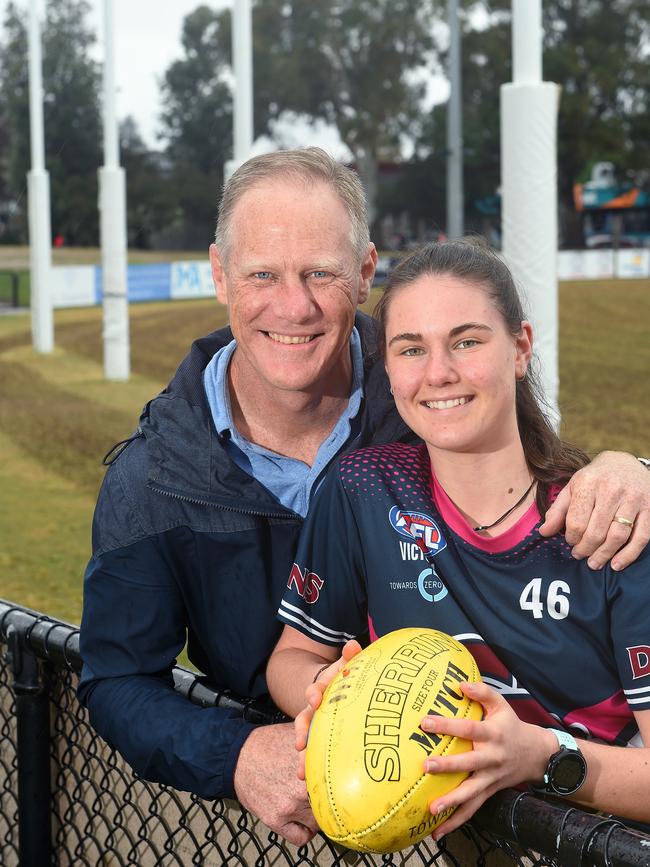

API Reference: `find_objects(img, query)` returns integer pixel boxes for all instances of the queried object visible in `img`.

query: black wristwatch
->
[532,729,587,797]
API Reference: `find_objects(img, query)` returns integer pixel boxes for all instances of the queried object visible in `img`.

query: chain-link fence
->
[2,599,649,867]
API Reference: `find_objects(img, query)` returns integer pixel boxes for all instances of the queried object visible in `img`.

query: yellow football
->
[305,628,482,854]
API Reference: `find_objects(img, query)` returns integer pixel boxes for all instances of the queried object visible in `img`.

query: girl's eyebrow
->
[388,323,493,347]
[449,322,493,337]
[388,331,421,347]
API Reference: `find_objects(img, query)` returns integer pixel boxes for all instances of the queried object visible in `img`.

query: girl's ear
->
[515,320,533,379]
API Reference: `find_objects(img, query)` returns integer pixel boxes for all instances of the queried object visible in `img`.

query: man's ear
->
[358,243,378,305]
[210,243,228,304]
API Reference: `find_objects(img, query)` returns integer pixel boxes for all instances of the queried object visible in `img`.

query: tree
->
[543,0,650,244]
[119,117,176,249]
[0,0,102,245]
[0,72,14,239]
[160,0,650,247]
[248,0,437,226]
[159,1,437,235]
[420,0,650,244]
[158,5,233,249]
[0,2,29,242]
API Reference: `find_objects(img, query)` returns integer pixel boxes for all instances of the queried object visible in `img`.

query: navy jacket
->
[78,313,412,799]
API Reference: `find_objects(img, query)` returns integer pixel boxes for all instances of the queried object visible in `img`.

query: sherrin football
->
[305,628,482,854]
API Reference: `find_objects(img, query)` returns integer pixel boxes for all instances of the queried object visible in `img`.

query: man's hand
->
[233,723,319,846]
[539,452,650,570]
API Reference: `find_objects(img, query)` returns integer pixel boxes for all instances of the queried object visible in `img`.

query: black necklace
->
[470,480,536,532]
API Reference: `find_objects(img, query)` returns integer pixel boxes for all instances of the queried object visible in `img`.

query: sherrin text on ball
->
[305,628,482,853]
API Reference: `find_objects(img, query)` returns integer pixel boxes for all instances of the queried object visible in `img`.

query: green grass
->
[558,279,650,454]
[0,279,648,625]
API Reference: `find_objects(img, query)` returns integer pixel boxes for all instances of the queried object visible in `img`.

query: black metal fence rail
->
[1,599,649,867]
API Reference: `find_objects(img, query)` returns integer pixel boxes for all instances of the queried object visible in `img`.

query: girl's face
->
[384,274,532,458]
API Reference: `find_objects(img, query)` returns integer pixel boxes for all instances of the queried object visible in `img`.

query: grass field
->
[0,275,648,626]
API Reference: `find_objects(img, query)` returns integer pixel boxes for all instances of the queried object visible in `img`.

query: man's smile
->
[266,332,319,344]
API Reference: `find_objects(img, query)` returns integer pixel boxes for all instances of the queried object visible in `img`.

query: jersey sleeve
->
[277,465,367,646]
[607,546,650,712]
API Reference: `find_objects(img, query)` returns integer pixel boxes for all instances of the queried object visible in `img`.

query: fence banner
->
[49,265,96,308]
[46,249,649,310]
[557,249,615,280]
[170,260,215,299]
[616,249,650,279]
[122,263,172,302]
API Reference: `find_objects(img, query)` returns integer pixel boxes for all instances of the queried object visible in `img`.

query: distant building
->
[574,162,650,249]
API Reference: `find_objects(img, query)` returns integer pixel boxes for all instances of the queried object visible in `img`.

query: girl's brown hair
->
[374,238,589,516]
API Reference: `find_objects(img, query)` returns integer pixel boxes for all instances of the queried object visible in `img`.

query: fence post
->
[6,624,52,866]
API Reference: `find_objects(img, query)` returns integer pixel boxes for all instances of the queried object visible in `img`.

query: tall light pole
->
[27,0,53,353]
[225,0,254,182]
[501,0,559,425]
[446,0,464,238]
[99,0,130,381]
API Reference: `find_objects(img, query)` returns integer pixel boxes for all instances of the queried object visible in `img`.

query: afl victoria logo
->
[389,506,447,556]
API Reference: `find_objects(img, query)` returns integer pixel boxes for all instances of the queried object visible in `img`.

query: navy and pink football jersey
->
[278,443,650,746]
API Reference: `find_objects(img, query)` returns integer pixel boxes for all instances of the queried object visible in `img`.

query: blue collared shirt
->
[203,329,364,517]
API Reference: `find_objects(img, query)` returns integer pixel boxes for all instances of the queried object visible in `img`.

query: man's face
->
[210,178,376,399]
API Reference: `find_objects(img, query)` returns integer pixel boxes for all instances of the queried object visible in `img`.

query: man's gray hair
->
[215,147,370,264]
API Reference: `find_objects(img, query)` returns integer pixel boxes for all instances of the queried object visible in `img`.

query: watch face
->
[553,752,587,794]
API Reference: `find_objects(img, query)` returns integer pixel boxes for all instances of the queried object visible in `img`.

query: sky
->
[0,0,384,157]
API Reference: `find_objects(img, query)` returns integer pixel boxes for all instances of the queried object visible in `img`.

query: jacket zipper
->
[150,483,298,520]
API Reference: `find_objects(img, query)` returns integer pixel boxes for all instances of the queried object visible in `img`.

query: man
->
[79,148,650,846]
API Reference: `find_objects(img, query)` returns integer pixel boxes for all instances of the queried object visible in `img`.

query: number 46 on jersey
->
[519,578,570,620]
